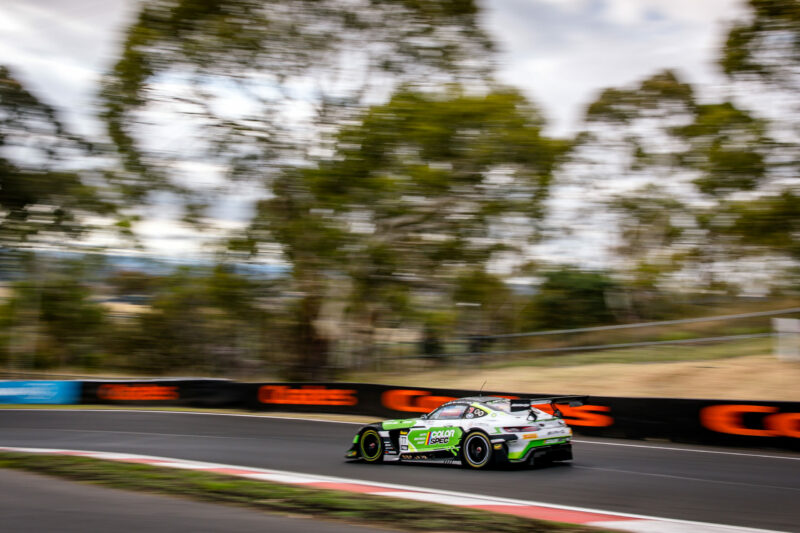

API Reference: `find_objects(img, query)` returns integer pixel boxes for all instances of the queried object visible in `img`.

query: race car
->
[345,395,585,469]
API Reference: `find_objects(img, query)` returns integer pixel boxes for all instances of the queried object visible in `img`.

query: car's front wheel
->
[460,431,492,469]
[359,428,384,463]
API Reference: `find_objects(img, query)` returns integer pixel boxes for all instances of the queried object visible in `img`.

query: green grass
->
[0,452,609,532]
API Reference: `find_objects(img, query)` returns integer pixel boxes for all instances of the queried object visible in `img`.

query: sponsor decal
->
[700,404,800,438]
[0,381,79,404]
[522,433,539,439]
[426,429,455,445]
[381,389,456,413]
[97,384,179,401]
[258,385,357,406]
[382,419,418,430]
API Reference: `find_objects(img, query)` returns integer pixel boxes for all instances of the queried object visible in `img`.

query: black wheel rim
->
[361,431,381,460]
[466,435,489,465]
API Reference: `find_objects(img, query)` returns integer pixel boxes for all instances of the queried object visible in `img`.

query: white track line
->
[572,439,800,461]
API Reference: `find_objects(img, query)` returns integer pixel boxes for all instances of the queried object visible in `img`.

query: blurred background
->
[0,0,797,397]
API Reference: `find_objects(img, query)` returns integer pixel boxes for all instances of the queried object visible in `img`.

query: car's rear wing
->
[510,396,588,412]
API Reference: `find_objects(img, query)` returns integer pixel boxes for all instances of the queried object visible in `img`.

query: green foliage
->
[4,260,109,369]
[585,70,694,124]
[243,87,568,375]
[720,0,800,83]
[521,268,619,331]
[101,0,494,191]
[0,66,115,247]
[673,103,771,196]
[584,71,772,198]
[113,266,272,374]
[718,190,800,259]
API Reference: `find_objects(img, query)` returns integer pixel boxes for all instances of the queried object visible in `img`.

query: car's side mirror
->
[420,414,428,420]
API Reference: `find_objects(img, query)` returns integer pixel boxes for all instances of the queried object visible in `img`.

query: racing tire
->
[359,428,384,463]
[460,431,493,469]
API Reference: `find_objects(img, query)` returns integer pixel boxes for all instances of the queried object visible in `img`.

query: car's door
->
[406,403,467,453]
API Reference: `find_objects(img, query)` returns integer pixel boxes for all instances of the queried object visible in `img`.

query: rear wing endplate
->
[510,396,588,411]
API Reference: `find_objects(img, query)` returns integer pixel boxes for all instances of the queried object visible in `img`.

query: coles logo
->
[701,404,800,438]
[382,389,614,427]
[426,429,455,445]
[97,384,179,401]
[258,385,357,406]
[536,403,614,427]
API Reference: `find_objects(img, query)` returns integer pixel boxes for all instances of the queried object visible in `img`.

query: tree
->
[242,87,570,378]
[721,0,800,88]
[521,267,619,331]
[4,259,108,370]
[716,190,800,260]
[575,70,781,291]
[607,185,688,289]
[714,0,800,280]
[0,66,115,249]
[112,266,273,375]
[100,0,494,204]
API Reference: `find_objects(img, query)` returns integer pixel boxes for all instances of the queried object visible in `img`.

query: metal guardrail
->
[459,307,800,341]
[437,332,774,359]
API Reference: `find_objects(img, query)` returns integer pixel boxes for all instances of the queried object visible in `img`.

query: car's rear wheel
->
[359,428,384,463]
[460,431,492,469]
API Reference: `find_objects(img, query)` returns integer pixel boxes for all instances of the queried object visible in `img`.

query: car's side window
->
[464,406,487,419]
[428,404,467,420]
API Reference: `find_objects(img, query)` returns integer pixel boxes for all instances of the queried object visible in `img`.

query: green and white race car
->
[345,396,585,469]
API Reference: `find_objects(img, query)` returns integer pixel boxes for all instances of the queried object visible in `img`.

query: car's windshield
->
[427,403,467,420]
[483,399,511,412]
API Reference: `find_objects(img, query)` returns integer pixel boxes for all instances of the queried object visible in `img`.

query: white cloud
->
[483,0,747,135]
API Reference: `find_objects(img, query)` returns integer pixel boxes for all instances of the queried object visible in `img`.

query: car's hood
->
[381,418,420,430]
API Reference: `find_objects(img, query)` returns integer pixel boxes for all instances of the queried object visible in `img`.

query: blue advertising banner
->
[0,381,80,404]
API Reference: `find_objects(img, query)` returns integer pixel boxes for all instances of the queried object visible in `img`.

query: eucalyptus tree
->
[574,69,779,291]
[241,87,570,377]
[100,0,495,203]
[0,66,115,249]
[99,0,512,376]
[716,0,800,275]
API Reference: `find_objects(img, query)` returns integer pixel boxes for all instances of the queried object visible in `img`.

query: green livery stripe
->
[381,419,418,430]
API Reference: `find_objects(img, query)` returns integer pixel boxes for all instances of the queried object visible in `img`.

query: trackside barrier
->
[80,379,244,408]
[14,380,800,451]
[0,381,80,404]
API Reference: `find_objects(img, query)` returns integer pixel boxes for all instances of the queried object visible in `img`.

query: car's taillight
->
[503,426,539,432]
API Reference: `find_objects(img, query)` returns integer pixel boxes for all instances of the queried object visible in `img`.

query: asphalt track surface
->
[0,468,387,533]
[1,410,798,532]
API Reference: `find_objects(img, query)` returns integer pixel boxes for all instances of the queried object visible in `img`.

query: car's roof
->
[445,396,508,404]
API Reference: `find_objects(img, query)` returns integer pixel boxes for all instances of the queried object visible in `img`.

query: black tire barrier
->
[80,379,245,408]
[63,380,800,451]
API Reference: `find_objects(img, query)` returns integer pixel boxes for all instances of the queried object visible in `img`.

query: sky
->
[0,0,751,263]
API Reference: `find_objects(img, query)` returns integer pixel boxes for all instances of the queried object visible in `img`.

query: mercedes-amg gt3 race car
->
[345,395,585,469]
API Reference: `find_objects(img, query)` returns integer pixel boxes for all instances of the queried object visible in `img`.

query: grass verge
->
[0,452,608,532]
